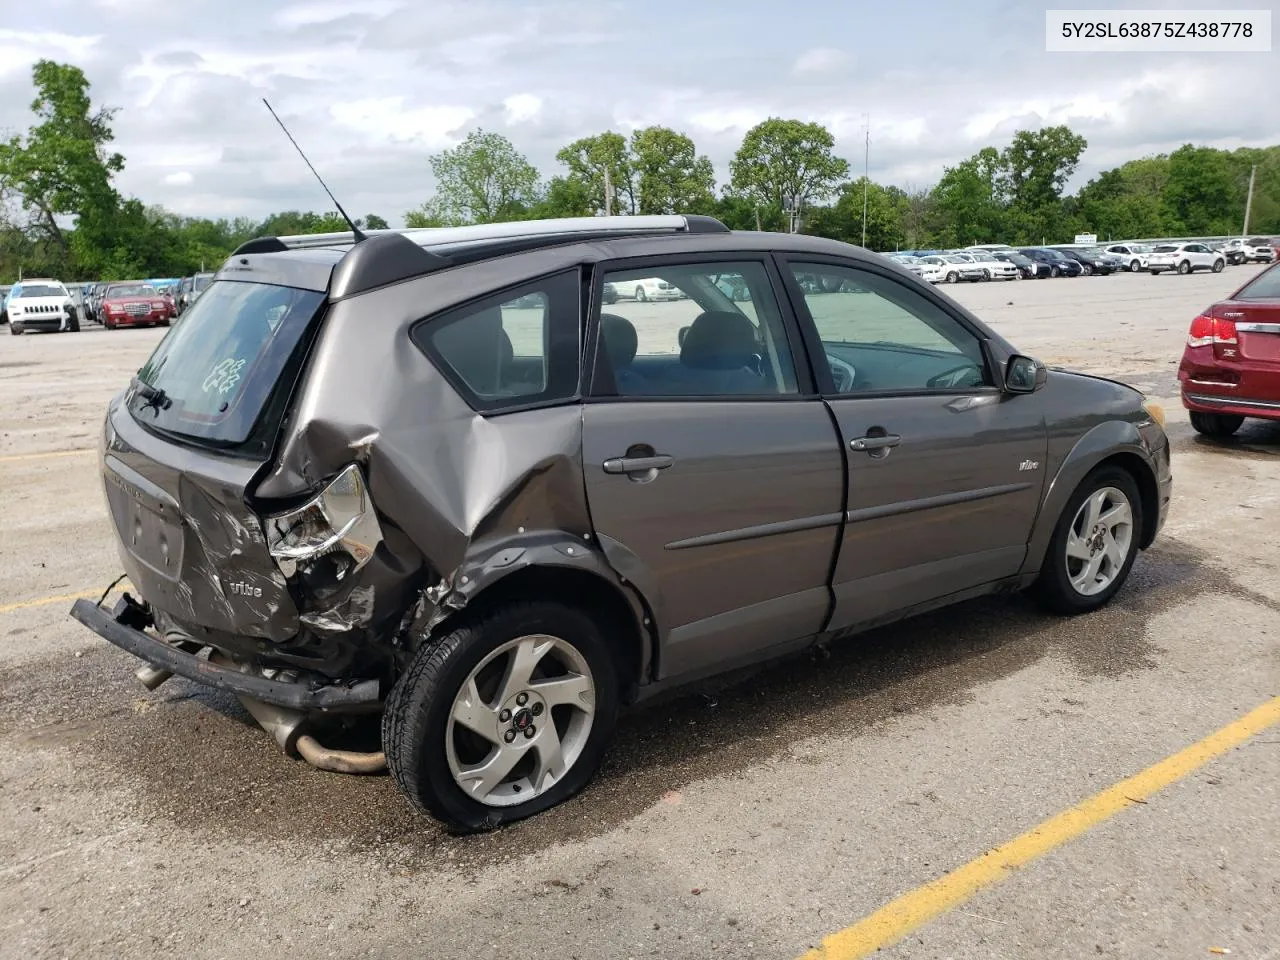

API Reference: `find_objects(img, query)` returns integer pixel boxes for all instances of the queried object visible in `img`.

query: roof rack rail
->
[231,214,729,256]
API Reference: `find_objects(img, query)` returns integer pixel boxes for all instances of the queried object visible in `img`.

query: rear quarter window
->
[411,268,581,413]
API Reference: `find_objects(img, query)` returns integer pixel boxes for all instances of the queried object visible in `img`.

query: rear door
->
[581,255,844,681]
[776,256,1049,632]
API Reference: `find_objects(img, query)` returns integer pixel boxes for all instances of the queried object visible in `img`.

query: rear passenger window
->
[593,261,799,398]
[413,269,580,413]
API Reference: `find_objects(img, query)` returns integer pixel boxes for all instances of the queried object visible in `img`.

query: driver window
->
[788,262,990,394]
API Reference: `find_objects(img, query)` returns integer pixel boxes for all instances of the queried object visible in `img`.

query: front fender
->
[1020,419,1156,578]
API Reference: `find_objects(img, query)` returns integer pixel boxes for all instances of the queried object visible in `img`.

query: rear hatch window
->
[1236,268,1280,301]
[129,279,324,452]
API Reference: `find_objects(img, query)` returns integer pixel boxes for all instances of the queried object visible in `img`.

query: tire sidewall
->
[385,601,619,832]
[1039,466,1143,614]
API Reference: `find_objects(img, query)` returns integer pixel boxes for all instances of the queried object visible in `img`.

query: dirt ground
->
[1,266,1278,960]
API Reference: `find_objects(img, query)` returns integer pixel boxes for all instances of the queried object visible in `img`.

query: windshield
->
[1235,266,1280,300]
[129,280,325,449]
[15,284,65,299]
[108,285,157,298]
[193,274,213,291]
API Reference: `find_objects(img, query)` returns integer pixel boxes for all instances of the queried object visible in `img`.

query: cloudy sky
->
[2,0,1277,227]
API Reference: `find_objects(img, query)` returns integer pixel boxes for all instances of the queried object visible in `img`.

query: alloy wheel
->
[1065,487,1134,597]
[445,633,596,808]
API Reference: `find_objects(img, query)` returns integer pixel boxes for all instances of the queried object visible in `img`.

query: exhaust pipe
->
[296,735,387,775]
[210,650,387,775]
[136,664,173,691]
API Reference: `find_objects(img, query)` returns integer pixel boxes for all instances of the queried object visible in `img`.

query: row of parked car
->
[883,237,1278,284]
[0,272,215,334]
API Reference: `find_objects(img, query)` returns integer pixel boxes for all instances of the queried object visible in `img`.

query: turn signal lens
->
[1141,400,1166,428]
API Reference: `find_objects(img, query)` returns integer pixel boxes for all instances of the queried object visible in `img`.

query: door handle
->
[602,454,675,475]
[850,434,901,452]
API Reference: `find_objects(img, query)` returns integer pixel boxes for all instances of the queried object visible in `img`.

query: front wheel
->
[1032,467,1142,615]
[1081,264,1093,276]
[1050,266,1060,278]
[382,600,619,832]
[634,287,647,302]
[1130,259,1142,272]
[66,309,80,333]
[946,271,958,283]
[1212,259,1224,273]
[1189,411,1243,437]
[8,322,21,336]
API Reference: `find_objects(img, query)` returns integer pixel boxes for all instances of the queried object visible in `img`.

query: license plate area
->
[104,457,185,579]
[1237,324,1280,363]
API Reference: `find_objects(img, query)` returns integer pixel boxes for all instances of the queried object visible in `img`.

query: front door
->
[581,256,844,681]
[778,257,1049,632]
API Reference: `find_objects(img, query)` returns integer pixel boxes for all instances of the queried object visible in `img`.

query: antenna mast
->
[862,114,870,248]
[261,98,366,242]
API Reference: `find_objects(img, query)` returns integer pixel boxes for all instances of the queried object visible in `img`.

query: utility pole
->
[603,166,615,217]
[1242,164,1257,236]
[861,114,870,248]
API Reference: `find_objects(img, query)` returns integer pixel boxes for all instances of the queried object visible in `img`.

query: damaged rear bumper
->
[70,597,381,711]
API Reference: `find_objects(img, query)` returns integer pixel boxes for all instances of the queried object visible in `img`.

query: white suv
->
[6,279,80,335]
[1243,238,1276,264]
[1147,243,1225,276]
[1103,243,1150,272]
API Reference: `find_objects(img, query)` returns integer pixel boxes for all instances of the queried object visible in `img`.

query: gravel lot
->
[2,267,1278,960]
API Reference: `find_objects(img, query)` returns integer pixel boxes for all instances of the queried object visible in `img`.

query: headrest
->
[680,311,758,370]
[600,313,638,368]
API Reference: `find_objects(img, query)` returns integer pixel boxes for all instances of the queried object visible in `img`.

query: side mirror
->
[677,326,690,348]
[1005,354,1047,394]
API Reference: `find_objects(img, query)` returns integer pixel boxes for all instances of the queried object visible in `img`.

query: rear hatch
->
[102,259,332,644]
[1214,267,1280,402]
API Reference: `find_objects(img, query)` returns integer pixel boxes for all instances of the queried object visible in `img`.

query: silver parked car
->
[71,215,1172,831]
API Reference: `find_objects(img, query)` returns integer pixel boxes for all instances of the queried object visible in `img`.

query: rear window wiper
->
[131,376,172,411]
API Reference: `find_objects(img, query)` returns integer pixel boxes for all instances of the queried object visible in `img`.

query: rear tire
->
[1177,260,1191,275]
[1189,411,1244,438]
[67,310,80,333]
[1032,466,1142,616]
[8,322,21,336]
[382,600,619,832]
[634,287,647,302]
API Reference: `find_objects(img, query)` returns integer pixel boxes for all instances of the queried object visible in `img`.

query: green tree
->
[0,60,124,269]
[364,213,389,230]
[802,179,907,250]
[931,148,1005,246]
[525,176,594,219]
[1163,144,1239,234]
[556,132,634,215]
[1000,126,1087,242]
[422,129,541,226]
[629,126,716,215]
[729,118,849,231]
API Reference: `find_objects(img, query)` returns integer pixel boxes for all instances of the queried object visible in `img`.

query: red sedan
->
[101,282,173,329]
[1178,261,1280,436]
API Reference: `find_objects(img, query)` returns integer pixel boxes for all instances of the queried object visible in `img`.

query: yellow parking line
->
[0,448,94,464]
[0,583,129,616]
[799,695,1280,959]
